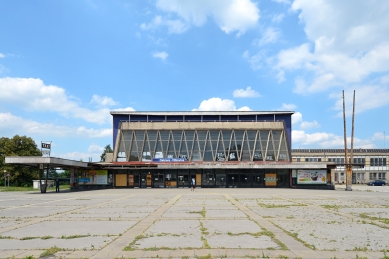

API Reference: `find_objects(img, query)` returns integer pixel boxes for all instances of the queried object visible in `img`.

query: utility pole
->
[343,90,356,191]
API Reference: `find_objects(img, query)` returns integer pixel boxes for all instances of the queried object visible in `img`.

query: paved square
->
[1,186,389,258]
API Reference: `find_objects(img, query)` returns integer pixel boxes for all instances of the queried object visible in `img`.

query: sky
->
[1,0,389,162]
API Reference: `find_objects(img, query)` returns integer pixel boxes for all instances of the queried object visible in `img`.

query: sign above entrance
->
[152,158,187,162]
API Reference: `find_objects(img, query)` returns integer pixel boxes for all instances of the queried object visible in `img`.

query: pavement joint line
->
[0,193,138,235]
[0,193,98,211]
[273,194,389,229]
[224,194,312,252]
[90,194,182,259]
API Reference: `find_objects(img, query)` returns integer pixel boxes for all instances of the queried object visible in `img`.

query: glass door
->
[252,169,264,188]
[226,169,239,188]
[178,170,189,188]
[277,169,290,188]
[215,169,226,188]
[240,169,252,188]
[153,171,164,188]
[202,169,215,188]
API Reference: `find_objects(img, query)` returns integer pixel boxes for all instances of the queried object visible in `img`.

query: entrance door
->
[240,170,251,188]
[202,170,215,188]
[178,170,189,188]
[227,170,239,188]
[133,174,140,188]
[154,172,164,188]
[277,169,290,187]
[252,169,264,188]
[215,173,226,187]
[215,169,226,188]
[141,172,152,188]
[128,174,134,187]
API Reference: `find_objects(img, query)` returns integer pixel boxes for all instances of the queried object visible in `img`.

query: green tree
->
[0,135,42,186]
[100,144,113,162]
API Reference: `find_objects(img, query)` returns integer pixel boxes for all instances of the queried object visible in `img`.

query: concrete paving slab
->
[2,220,137,238]
[2,188,389,259]
[272,219,389,251]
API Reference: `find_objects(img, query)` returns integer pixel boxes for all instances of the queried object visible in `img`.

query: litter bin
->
[40,183,47,193]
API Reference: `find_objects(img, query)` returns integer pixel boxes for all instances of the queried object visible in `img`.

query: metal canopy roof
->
[5,156,90,169]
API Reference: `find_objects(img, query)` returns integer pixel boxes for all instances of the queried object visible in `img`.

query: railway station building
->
[104,111,334,189]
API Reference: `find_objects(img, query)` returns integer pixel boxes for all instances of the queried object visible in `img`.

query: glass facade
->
[116,129,290,162]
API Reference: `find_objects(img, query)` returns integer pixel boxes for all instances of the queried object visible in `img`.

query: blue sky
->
[1,0,389,161]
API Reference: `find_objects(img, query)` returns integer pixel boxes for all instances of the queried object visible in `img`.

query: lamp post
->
[3,170,5,188]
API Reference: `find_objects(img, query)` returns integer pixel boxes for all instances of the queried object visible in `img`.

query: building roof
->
[5,156,90,169]
[110,111,294,116]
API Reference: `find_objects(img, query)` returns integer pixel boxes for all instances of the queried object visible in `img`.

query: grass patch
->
[0,235,13,239]
[41,236,54,240]
[321,204,341,210]
[123,234,146,251]
[271,222,314,250]
[40,246,61,257]
[61,234,90,239]
[189,206,206,218]
[0,185,70,192]
[257,202,306,208]
[20,236,39,240]
[196,254,213,259]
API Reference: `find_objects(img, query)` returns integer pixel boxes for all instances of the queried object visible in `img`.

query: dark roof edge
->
[110,111,295,116]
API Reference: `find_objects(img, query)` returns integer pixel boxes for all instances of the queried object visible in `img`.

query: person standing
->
[55,178,60,193]
[191,178,195,191]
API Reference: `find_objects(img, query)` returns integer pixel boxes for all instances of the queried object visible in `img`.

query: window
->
[378,173,386,180]
[357,173,364,180]
[353,158,366,164]
[369,173,377,180]
[370,158,387,166]
[297,158,300,162]
[340,173,345,180]
[335,173,339,181]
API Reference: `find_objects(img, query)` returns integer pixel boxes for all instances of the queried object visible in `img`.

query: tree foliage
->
[100,144,113,162]
[0,135,41,186]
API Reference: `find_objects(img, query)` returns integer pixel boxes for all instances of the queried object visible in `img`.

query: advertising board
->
[297,170,327,184]
[78,170,108,185]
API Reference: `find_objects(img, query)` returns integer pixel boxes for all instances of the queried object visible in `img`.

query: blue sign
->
[78,178,90,183]
[152,158,187,162]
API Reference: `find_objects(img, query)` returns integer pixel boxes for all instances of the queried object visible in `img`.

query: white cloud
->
[292,130,376,149]
[272,0,290,4]
[233,86,260,98]
[91,94,118,107]
[141,16,189,34]
[291,112,302,125]
[0,112,111,138]
[147,0,260,36]
[0,53,4,58]
[88,144,105,153]
[272,13,285,23]
[330,86,389,117]
[300,120,320,129]
[256,27,280,46]
[259,1,389,114]
[112,107,136,112]
[0,77,115,124]
[192,97,251,111]
[152,51,169,60]
[242,50,267,70]
[291,111,321,129]
[280,103,297,110]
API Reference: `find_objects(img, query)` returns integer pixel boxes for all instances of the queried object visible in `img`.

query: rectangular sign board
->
[297,170,327,184]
